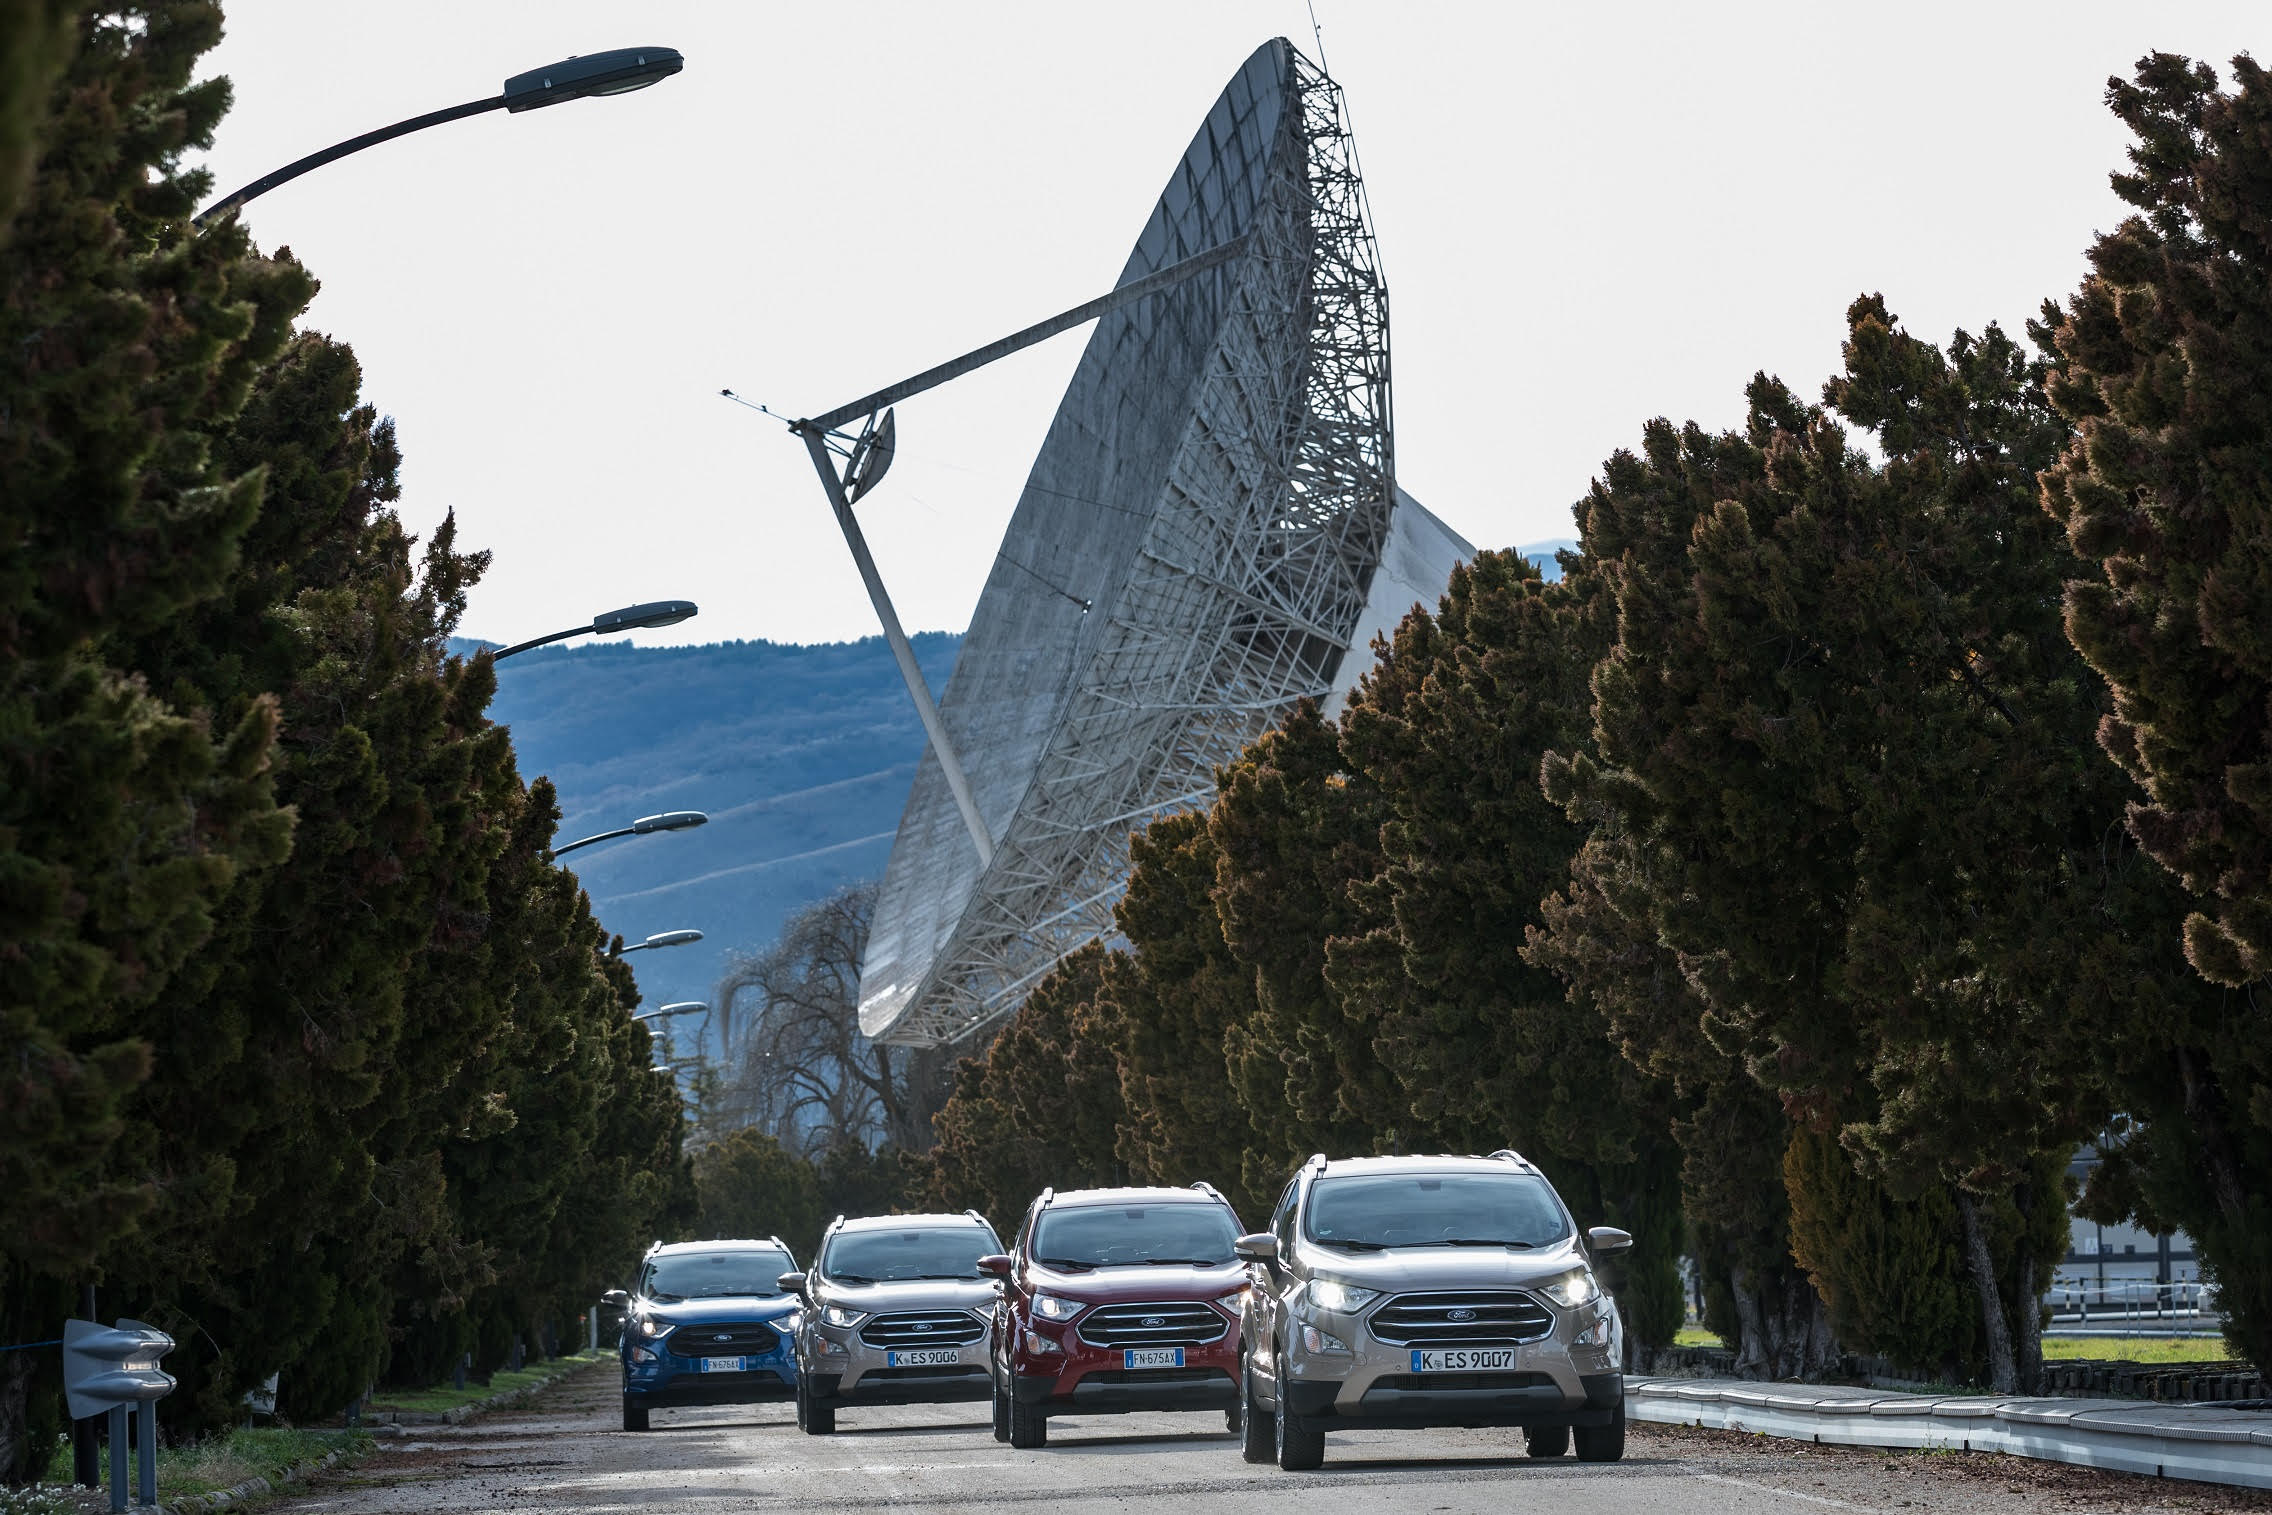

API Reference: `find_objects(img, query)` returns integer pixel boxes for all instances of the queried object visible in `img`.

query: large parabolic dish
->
[856,38,1471,1046]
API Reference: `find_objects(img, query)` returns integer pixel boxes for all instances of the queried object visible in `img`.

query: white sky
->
[194,2,2263,649]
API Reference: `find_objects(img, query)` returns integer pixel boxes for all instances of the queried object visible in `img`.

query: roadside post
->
[63,1318,175,1511]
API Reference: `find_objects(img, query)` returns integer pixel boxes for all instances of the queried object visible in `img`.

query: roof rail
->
[1486,1148,1533,1167]
[1036,1186,1055,1212]
[963,1208,991,1228]
[1189,1180,1227,1204]
[1304,1153,1328,1171]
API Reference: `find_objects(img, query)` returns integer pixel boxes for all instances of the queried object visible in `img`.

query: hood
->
[1294,1238,1590,1294]
[1027,1259,1249,1300]
[639,1293,800,1326]
[817,1277,998,1313]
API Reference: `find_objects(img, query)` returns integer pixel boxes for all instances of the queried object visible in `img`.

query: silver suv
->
[781,1211,1004,1434]
[1234,1151,1631,1470]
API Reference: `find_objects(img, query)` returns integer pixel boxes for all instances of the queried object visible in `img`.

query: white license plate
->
[699,1356,749,1373]
[1410,1347,1517,1373]
[886,1348,963,1367]
[1123,1347,1185,1370]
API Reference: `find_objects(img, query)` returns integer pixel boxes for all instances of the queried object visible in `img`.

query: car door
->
[1249,1177,1300,1386]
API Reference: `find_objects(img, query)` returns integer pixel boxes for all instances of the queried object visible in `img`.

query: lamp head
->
[503,48,684,113]
[592,600,699,634]
[632,810,708,834]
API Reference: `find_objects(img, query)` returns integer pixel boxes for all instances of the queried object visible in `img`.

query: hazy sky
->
[193,2,2262,649]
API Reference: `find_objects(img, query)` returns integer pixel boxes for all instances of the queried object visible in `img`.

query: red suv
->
[982,1183,1248,1448]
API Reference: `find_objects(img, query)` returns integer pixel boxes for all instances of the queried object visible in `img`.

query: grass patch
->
[2041,1334,2246,1365]
[365,1349,607,1414]
[1672,1327,1725,1348]
[38,1426,369,1501]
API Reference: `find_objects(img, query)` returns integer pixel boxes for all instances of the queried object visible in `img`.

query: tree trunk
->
[1955,1189,2017,1394]
[0,1348,34,1487]
[2012,1181,2043,1396]
[1728,1259,1771,1379]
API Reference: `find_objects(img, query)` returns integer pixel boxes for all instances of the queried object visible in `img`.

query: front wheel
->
[991,1368,1011,1443]
[797,1377,835,1436]
[1239,1356,1275,1464]
[1272,1356,1324,1471]
[1573,1401,1624,1463]
[1007,1392,1048,1449]
[621,1399,649,1432]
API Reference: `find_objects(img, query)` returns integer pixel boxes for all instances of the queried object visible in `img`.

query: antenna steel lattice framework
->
[852,41,1467,1047]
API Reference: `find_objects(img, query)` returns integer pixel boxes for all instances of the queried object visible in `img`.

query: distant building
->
[857,40,1468,1047]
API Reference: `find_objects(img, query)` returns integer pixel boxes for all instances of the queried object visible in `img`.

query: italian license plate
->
[885,1348,963,1367]
[1410,1347,1517,1373]
[1123,1347,1185,1370]
[699,1356,749,1373]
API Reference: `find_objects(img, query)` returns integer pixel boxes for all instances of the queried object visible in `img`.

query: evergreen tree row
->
[920,50,2272,1392]
[0,7,692,1480]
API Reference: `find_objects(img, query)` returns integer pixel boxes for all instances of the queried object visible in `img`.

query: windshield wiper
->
[649,1292,687,1303]
[1118,1257,1231,1267]
[829,1273,879,1285]
[1036,1256,1097,1272]
[1313,1239,1389,1252]
[914,1272,979,1280]
[1411,1238,1537,1249]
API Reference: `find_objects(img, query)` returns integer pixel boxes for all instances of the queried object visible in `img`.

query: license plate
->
[1410,1347,1517,1373]
[699,1356,749,1373]
[886,1348,963,1367]
[1123,1347,1185,1370]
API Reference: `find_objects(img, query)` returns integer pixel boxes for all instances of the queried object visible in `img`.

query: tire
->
[991,1370,1011,1443]
[1525,1424,1570,1458]
[1272,1355,1324,1471]
[1007,1392,1048,1449]
[1239,1356,1275,1465]
[798,1377,835,1436]
[621,1399,649,1433]
[1573,1401,1624,1463]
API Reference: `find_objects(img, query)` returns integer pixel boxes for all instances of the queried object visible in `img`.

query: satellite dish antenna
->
[846,408,897,503]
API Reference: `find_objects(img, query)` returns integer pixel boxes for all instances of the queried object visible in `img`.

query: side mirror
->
[777,1272,808,1298]
[600,1289,630,1310]
[1587,1226,1633,1256]
[1233,1232,1278,1264]
[976,1253,1014,1279]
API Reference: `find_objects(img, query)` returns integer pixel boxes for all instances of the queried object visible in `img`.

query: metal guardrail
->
[1626,1376,2272,1490]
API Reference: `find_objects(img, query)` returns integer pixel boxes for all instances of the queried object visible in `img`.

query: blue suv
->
[607,1237,801,1430]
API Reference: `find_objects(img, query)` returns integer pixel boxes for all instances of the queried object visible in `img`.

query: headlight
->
[1299,1323,1351,1356]
[1216,1285,1252,1314]
[821,1304,867,1328]
[635,1315,669,1338]
[1539,1268,1600,1308]
[1304,1279,1381,1314]
[1030,1293,1084,1322]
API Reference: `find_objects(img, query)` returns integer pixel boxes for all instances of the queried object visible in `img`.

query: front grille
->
[1367,1371,1554,1392]
[665,1322,786,1356]
[1074,1301,1229,1349]
[858,1310,986,1349]
[1366,1292,1554,1347]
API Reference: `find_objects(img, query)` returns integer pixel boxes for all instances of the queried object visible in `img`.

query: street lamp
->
[492,600,699,661]
[555,811,708,857]
[195,46,686,226]
[618,928,702,955]
[631,1001,708,1024]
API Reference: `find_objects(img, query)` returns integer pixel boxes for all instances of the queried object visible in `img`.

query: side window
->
[1271,1179,1299,1251]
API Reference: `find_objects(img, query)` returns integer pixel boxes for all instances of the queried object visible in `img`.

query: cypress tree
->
[2039,52,2272,1368]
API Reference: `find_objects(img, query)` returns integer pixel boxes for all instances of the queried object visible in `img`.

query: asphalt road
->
[273,1364,2270,1514]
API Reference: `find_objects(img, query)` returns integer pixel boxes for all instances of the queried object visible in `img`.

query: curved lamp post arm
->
[196,95,505,227]
[492,601,699,662]
[194,46,684,227]
[554,811,707,857]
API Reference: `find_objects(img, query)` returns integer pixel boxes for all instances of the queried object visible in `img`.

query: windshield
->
[1031,1203,1239,1269]
[822,1226,997,1283]
[644,1249,793,1302]
[1305,1173,1569,1251]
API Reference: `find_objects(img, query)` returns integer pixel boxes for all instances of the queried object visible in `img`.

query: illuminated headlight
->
[821,1304,867,1328]
[1304,1279,1380,1315]
[1030,1293,1083,1322]
[1299,1323,1351,1356]
[1539,1268,1601,1308]
[635,1315,670,1338]
[1021,1330,1064,1355]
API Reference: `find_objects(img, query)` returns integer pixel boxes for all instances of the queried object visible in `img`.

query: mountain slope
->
[472,633,962,1031]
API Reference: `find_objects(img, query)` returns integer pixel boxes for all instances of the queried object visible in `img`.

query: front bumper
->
[623,1328,797,1406]
[1278,1295,1622,1431]
[1008,1312,1242,1417]
[803,1309,993,1405]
